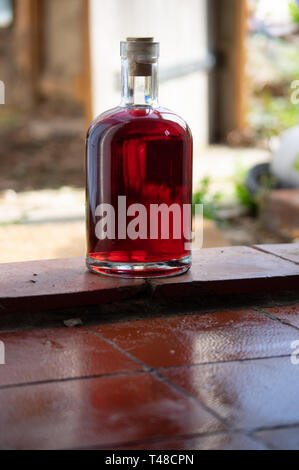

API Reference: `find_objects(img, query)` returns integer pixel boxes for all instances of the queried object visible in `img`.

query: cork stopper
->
[120,37,160,76]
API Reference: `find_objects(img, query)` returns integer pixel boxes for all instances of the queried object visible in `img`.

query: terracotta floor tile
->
[0,257,145,314]
[255,244,299,265]
[0,373,224,450]
[255,426,299,450]
[91,308,297,368]
[150,247,299,299]
[0,327,140,386]
[263,304,299,329]
[161,357,299,430]
[113,433,267,450]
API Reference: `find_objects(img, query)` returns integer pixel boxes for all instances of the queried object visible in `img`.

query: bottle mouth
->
[120,37,160,77]
[126,37,155,43]
[120,37,160,62]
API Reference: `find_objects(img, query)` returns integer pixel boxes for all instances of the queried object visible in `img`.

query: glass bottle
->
[86,38,193,278]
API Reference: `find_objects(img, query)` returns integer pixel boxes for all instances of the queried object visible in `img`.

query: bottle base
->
[86,255,191,279]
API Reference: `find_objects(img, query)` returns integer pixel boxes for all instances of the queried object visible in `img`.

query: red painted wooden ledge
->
[0,244,298,314]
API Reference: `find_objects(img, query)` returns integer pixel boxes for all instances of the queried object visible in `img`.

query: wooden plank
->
[150,246,299,299]
[0,257,145,314]
[208,0,248,142]
[254,244,299,265]
[13,0,43,105]
[82,0,93,128]
[0,246,298,314]
[234,0,248,132]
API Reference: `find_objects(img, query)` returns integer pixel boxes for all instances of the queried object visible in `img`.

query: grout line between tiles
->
[246,431,276,451]
[0,369,145,391]
[242,431,273,450]
[0,353,291,391]
[240,421,299,449]
[85,326,152,372]
[151,368,230,429]
[252,245,299,267]
[253,306,299,333]
[156,354,291,372]
[86,324,299,438]
[86,326,230,430]
[248,422,299,433]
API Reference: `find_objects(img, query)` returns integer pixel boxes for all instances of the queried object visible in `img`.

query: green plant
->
[249,91,299,138]
[294,154,299,172]
[193,177,222,220]
[232,166,257,211]
[289,1,299,24]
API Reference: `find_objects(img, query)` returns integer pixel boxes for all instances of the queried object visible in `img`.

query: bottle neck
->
[121,58,159,108]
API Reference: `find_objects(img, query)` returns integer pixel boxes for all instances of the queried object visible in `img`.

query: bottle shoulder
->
[87,106,123,136]
[87,106,192,141]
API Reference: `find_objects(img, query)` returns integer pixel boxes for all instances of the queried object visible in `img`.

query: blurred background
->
[0,0,299,263]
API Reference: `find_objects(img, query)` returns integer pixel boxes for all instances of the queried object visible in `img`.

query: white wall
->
[89,0,209,150]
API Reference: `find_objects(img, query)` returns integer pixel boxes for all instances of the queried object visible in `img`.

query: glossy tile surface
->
[0,245,298,449]
[0,373,224,450]
[255,426,299,450]
[0,327,140,386]
[263,304,299,329]
[113,433,267,450]
[92,309,298,367]
[162,357,299,429]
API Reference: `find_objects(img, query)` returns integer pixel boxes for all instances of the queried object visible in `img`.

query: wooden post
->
[82,0,93,128]
[13,0,43,106]
[235,0,248,133]
[208,0,248,143]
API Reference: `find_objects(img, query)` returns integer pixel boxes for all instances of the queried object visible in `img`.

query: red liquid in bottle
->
[86,38,193,278]
[86,106,193,277]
